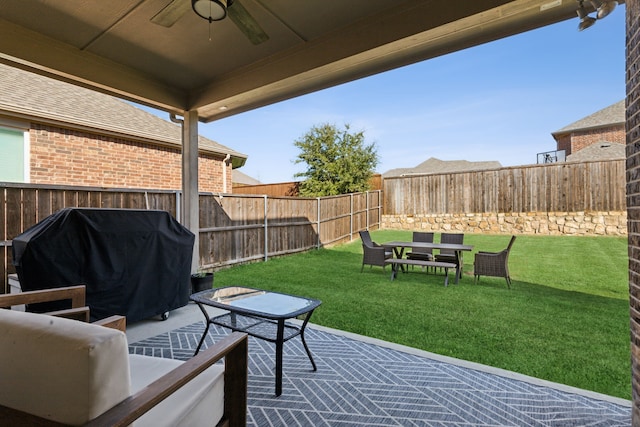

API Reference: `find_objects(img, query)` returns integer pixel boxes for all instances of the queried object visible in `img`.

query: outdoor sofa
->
[0,286,248,426]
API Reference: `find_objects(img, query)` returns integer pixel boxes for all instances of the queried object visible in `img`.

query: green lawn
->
[212,230,631,399]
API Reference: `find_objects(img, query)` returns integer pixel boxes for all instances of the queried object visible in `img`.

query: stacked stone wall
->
[382,211,627,236]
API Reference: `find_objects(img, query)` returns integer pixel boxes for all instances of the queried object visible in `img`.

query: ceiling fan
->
[151,0,269,45]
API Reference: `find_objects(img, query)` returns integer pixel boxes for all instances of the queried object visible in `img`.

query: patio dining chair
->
[406,231,435,261]
[405,231,435,272]
[359,230,392,272]
[434,233,465,273]
[473,235,517,289]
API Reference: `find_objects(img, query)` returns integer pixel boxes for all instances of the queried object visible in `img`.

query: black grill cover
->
[12,208,195,322]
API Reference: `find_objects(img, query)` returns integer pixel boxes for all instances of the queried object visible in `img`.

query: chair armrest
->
[85,332,248,427]
[476,250,506,257]
[93,315,127,332]
[45,306,91,322]
[0,405,66,426]
[0,285,86,310]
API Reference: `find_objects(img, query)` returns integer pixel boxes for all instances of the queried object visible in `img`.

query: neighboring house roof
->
[232,170,261,185]
[383,157,502,178]
[552,100,625,138]
[566,142,625,162]
[0,63,247,168]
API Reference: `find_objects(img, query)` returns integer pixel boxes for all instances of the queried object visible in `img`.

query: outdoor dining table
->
[381,241,474,283]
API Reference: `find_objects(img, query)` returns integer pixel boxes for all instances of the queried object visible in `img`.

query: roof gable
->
[232,170,261,185]
[552,100,625,136]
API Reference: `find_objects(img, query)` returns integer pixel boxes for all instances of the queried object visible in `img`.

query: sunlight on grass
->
[214,231,631,399]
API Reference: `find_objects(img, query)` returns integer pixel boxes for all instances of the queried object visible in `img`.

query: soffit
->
[0,0,595,123]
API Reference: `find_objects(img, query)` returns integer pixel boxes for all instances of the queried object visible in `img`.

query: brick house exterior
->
[627,1,640,423]
[0,64,246,193]
[552,100,625,156]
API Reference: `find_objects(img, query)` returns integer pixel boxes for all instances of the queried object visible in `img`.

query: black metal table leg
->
[393,247,407,272]
[299,310,318,371]
[275,319,285,396]
[194,302,212,356]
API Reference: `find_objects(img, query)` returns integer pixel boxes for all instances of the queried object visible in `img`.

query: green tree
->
[293,123,379,197]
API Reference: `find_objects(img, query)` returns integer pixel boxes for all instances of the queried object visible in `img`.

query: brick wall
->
[571,125,625,153]
[556,134,572,155]
[29,123,232,193]
[627,0,640,424]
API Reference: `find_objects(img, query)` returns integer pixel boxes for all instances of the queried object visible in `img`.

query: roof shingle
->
[552,100,625,135]
[0,63,246,167]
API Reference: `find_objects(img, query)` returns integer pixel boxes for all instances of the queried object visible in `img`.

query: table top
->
[381,241,474,251]
[190,286,322,319]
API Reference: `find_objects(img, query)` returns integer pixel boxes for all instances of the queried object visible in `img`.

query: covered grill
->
[12,208,194,322]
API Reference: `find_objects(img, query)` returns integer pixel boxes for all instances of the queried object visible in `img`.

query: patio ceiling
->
[0,0,589,123]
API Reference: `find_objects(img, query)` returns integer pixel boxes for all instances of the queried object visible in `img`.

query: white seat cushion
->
[129,354,225,427]
[0,309,131,425]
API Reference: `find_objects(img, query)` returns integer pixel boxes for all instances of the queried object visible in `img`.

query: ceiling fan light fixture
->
[192,0,229,22]
[595,0,617,19]
[576,1,596,31]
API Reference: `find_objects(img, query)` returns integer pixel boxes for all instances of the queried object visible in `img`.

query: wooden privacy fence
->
[0,182,382,291]
[197,191,382,268]
[384,160,626,215]
[0,183,179,293]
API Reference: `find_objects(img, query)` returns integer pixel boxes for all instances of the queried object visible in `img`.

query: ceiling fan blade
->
[228,0,269,45]
[151,0,191,27]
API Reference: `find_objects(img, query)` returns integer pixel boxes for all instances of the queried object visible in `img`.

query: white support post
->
[181,110,199,273]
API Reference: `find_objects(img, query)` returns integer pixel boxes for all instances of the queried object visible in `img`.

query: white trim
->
[0,122,29,183]
[22,129,30,182]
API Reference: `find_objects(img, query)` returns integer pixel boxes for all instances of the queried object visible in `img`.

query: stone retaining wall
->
[382,211,627,236]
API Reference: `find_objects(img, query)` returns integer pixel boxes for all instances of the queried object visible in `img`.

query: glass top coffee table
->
[190,286,322,396]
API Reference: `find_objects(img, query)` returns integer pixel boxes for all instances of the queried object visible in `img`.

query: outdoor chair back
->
[359,230,374,247]
[406,232,435,261]
[435,233,464,262]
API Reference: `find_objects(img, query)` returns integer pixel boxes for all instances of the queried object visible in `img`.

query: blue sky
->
[158,5,626,184]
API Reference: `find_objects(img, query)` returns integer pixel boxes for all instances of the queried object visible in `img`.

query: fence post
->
[264,195,268,262]
[350,193,354,241]
[378,190,382,229]
[366,191,370,231]
[317,197,321,249]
